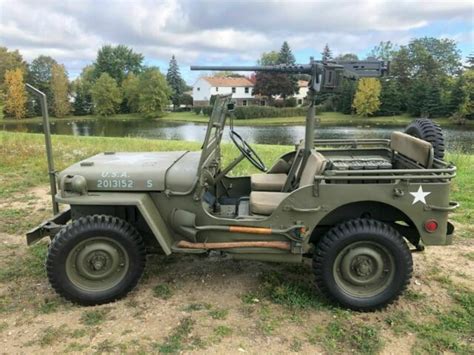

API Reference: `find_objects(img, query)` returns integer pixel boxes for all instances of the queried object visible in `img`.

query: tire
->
[47,215,146,306]
[405,118,445,160]
[313,219,412,311]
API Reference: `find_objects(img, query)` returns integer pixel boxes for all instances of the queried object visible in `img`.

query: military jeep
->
[27,59,458,311]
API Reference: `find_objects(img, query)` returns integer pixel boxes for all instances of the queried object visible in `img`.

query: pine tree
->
[90,73,122,116]
[321,44,333,62]
[4,68,27,119]
[377,78,402,116]
[166,55,186,109]
[336,79,356,114]
[50,63,71,117]
[278,41,296,65]
[277,41,297,98]
[352,78,382,116]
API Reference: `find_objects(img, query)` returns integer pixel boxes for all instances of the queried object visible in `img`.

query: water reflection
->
[2,118,473,152]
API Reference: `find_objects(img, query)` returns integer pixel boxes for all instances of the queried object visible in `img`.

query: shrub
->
[233,106,307,119]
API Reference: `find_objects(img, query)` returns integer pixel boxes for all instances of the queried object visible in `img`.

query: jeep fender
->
[56,192,174,255]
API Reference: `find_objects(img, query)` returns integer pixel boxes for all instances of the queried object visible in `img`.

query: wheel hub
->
[66,237,129,292]
[334,241,395,298]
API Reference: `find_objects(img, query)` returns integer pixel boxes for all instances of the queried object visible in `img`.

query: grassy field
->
[2,110,472,128]
[0,131,473,353]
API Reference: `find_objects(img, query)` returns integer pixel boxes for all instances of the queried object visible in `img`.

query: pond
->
[2,118,473,153]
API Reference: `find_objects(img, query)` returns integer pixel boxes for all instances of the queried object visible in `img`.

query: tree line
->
[238,39,472,121]
[0,45,190,119]
[1,37,472,121]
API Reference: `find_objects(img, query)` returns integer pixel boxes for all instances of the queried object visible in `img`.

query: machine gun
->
[191,57,388,156]
[191,58,388,93]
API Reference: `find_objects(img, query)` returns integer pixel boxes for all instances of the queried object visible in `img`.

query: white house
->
[295,80,309,106]
[192,77,255,106]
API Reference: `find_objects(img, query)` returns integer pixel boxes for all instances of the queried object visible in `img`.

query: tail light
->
[424,219,438,233]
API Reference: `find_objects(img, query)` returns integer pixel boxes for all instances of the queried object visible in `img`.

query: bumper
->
[26,209,71,245]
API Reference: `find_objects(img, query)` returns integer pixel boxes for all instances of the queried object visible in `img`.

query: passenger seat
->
[249,150,327,215]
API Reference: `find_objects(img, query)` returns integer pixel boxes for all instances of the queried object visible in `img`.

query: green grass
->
[80,308,110,326]
[153,283,173,300]
[153,317,198,353]
[307,319,383,354]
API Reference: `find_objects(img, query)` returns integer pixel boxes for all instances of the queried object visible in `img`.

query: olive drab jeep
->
[26,59,458,311]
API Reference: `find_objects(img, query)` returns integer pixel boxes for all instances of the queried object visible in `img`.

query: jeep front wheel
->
[47,215,146,305]
[313,219,412,311]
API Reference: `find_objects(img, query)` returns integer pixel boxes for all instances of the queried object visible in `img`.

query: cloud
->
[0,0,472,80]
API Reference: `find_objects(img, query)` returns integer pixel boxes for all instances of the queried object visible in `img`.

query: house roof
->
[202,76,254,87]
[298,80,309,87]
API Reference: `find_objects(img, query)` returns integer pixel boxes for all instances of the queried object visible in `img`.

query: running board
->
[176,240,291,251]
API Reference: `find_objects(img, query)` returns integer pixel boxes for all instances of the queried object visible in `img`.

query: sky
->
[1,0,473,84]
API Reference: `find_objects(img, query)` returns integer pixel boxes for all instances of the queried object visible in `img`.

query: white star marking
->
[410,186,431,205]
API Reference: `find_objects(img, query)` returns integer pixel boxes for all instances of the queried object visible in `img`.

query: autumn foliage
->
[352,78,382,117]
[4,68,27,119]
[51,63,71,117]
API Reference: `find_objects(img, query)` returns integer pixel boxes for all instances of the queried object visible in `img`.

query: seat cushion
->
[250,191,289,215]
[251,173,287,191]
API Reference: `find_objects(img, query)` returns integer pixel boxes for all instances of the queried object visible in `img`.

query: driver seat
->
[249,150,327,215]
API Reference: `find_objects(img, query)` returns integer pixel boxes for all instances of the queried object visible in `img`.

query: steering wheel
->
[230,130,267,172]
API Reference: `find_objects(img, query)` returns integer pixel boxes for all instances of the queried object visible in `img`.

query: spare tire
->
[405,118,445,160]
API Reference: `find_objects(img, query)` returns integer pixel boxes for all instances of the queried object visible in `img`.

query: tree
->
[72,65,95,116]
[253,43,298,100]
[90,73,122,116]
[277,41,296,65]
[376,78,402,116]
[335,79,357,114]
[407,37,461,77]
[335,53,359,61]
[166,55,186,109]
[321,44,333,62]
[4,68,27,119]
[50,63,71,117]
[258,51,279,65]
[452,69,474,120]
[137,68,171,118]
[369,41,397,61]
[0,47,27,87]
[93,45,144,84]
[122,73,140,113]
[458,69,474,119]
[28,55,58,114]
[352,78,381,116]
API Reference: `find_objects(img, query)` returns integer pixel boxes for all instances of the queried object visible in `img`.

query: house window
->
[197,87,200,91]
[298,99,303,105]
[232,87,236,93]
[216,87,219,92]
[244,87,249,94]
[260,100,266,106]
[242,100,248,106]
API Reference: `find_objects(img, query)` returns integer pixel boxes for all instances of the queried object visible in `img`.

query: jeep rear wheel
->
[47,215,146,305]
[313,219,412,311]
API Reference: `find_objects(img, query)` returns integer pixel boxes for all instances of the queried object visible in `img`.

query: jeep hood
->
[59,151,201,192]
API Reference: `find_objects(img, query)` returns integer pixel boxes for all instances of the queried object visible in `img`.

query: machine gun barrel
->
[191,60,388,78]
[190,64,313,74]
